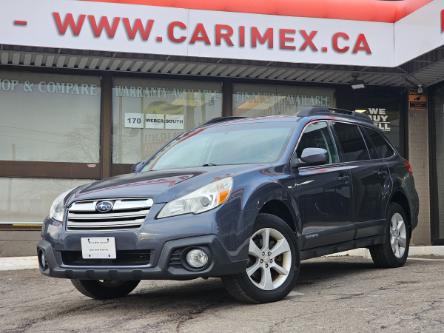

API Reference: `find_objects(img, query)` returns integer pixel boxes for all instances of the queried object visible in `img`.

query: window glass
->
[361,126,394,159]
[233,84,335,117]
[296,122,339,164]
[0,178,90,224]
[333,123,370,162]
[112,79,222,164]
[357,108,400,152]
[0,72,101,163]
[144,122,294,171]
[335,87,403,153]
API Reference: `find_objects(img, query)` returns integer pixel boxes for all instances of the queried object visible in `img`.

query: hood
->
[67,164,269,204]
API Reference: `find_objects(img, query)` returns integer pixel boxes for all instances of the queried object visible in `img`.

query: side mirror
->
[132,161,145,173]
[291,148,328,168]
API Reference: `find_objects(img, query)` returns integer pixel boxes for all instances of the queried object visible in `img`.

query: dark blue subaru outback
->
[38,107,419,303]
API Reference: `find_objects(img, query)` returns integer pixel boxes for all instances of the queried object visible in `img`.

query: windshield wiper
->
[201,163,218,167]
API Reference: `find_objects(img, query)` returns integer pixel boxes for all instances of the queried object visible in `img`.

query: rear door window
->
[332,122,370,162]
[360,126,395,159]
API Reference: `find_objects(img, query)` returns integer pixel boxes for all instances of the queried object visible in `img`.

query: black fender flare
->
[241,182,302,238]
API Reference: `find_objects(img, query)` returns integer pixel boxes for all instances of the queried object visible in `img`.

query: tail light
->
[404,160,413,175]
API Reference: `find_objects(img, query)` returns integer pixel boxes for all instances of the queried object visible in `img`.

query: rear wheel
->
[71,279,140,299]
[370,203,410,268]
[222,213,299,303]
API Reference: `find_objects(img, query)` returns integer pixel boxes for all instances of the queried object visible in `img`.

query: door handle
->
[336,173,349,181]
[376,169,387,178]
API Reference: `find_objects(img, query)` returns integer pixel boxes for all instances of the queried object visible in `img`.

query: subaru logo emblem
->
[95,201,114,213]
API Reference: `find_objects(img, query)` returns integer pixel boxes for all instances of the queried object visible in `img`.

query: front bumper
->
[38,200,253,280]
[38,234,247,280]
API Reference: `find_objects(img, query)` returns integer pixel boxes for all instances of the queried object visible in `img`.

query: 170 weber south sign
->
[0,0,442,67]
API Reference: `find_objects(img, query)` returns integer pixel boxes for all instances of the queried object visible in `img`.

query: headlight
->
[49,189,73,222]
[157,177,233,219]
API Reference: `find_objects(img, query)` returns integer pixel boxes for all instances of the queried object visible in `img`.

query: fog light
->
[185,248,209,269]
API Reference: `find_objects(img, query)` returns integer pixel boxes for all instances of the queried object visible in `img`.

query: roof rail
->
[203,116,246,126]
[298,106,373,124]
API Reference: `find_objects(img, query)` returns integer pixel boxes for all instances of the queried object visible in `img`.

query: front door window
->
[296,121,339,164]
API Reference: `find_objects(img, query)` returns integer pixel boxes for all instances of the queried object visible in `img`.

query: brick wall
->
[408,106,431,245]
[0,230,41,257]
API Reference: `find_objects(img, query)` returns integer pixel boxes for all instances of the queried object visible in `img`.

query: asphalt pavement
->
[1,256,443,333]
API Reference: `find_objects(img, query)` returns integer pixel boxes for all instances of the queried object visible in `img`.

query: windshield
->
[143,122,295,171]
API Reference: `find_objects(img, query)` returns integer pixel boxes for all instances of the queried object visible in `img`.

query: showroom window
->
[0,71,102,225]
[336,87,405,154]
[233,84,335,117]
[355,107,400,152]
[0,72,101,163]
[112,78,222,165]
[0,178,90,224]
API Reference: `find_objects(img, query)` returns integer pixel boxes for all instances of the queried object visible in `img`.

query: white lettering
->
[0,79,19,91]
[366,108,391,132]
[36,81,97,95]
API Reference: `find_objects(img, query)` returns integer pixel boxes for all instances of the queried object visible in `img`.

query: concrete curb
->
[327,246,444,259]
[1,246,444,271]
[0,256,38,271]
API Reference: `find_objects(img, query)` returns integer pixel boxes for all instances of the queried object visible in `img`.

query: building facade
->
[0,0,443,255]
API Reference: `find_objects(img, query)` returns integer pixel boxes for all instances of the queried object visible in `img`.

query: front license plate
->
[81,237,116,259]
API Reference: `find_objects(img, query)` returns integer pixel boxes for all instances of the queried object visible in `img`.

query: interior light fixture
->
[350,73,366,90]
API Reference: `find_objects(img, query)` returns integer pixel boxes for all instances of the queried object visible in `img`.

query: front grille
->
[66,198,153,230]
[61,250,151,266]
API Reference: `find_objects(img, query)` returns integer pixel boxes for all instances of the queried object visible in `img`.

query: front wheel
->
[71,279,140,299]
[369,203,410,268]
[222,213,299,303]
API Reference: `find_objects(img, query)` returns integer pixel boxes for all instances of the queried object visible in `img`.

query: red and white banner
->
[85,0,431,23]
[0,0,442,67]
[396,0,444,65]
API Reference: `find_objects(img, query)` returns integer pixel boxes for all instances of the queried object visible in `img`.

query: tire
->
[222,213,300,303]
[369,202,410,268]
[71,279,140,300]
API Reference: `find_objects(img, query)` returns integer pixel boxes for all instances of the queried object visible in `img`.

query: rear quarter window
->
[361,126,395,159]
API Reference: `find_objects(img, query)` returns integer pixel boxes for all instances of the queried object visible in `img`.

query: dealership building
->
[0,0,444,255]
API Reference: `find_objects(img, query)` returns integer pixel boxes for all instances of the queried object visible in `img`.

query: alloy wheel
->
[246,228,292,290]
[390,212,407,259]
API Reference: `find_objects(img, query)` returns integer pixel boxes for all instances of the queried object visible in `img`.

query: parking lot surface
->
[1,256,443,333]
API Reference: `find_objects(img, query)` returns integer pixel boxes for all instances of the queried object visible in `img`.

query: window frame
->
[430,83,444,244]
